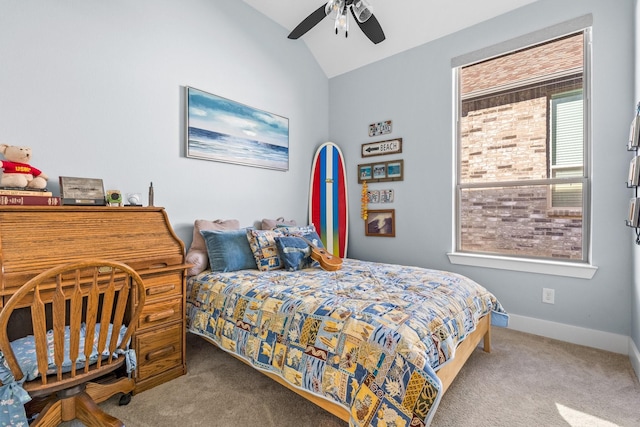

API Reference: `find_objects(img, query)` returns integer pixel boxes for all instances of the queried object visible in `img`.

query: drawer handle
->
[149,262,169,269]
[145,346,175,361]
[145,309,175,323]
[146,284,175,296]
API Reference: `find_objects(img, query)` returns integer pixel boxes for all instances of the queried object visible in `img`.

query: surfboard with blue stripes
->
[309,142,348,258]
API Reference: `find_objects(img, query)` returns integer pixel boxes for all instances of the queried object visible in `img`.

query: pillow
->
[261,217,296,230]
[186,219,240,276]
[246,229,285,271]
[275,236,313,271]
[277,225,325,249]
[200,229,257,272]
[185,250,209,277]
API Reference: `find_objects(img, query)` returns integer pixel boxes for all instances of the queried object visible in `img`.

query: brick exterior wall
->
[458,34,584,260]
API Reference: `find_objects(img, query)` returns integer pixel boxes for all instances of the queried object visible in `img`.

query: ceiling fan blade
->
[288,3,329,40]
[350,9,385,44]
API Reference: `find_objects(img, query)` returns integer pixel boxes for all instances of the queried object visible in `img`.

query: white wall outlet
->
[542,288,555,304]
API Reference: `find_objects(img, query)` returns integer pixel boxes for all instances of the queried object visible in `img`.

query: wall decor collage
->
[361,121,402,237]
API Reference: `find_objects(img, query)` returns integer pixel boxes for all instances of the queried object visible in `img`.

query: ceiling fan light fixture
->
[352,0,373,23]
[325,0,344,19]
[335,7,349,37]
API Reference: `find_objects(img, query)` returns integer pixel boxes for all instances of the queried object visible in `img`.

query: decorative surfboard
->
[309,142,348,259]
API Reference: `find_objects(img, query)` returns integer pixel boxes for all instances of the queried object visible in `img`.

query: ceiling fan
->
[288,0,385,44]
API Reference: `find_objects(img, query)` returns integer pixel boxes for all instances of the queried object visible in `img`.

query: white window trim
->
[450,14,595,276]
[447,252,598,279]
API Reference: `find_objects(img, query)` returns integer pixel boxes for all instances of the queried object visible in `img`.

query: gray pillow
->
[261,217,296,230]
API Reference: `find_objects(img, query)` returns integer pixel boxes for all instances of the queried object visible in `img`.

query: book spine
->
[0,190,53,197]
[0,196,61,206]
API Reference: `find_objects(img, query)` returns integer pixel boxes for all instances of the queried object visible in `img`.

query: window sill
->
[446,252,598,279]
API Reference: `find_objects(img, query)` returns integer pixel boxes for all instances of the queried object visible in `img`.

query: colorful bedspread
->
[186,258,507,427]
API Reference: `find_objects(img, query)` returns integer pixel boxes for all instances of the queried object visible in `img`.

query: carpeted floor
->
[70,327,640,426]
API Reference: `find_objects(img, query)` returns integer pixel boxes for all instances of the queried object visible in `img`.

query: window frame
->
[447,16,597,279]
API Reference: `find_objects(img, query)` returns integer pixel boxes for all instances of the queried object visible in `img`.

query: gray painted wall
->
[0,0,329,244]
[330,0,636,337]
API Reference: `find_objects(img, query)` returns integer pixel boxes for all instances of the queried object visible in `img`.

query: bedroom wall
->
[329,0,636,349]
[0,0,328,244]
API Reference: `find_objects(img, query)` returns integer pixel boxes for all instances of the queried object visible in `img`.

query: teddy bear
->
[0,144,48,189]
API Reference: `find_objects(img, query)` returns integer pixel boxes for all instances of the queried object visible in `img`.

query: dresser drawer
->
[138,297,183,331]
[140,272,183,302]
[135,322,183,380]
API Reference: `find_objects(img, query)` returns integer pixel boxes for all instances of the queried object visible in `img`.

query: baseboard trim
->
[630,338,640,383]
[506,314,629,354]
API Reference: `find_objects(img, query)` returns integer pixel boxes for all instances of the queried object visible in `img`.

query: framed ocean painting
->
[185,86,289,171]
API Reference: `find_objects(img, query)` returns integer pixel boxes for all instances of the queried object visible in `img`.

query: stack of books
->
[0,188,61,206]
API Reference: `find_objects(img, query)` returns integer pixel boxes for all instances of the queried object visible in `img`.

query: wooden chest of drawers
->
[0,206,188,393]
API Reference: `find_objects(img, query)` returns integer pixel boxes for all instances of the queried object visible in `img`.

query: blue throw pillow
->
[275,236,313,271]
[276,225,325,249]
[200,229,257,272]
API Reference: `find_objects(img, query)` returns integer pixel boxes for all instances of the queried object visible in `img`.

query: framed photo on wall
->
[365,209,395,237]
[358,159,404,183]
[373,163,386,180]
[386,160,403,180]
[185,86,289,171]
[359,164,373,182]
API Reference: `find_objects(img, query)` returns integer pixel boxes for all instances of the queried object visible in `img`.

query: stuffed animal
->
[0,144,48,189]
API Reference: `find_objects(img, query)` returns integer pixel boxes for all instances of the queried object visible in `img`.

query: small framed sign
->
[59,176,106,205]
[367,189,394,204]
[368,120,392,137]
[361,138,402,157]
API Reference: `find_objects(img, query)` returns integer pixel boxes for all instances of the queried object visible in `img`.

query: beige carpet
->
[71,327,640,426]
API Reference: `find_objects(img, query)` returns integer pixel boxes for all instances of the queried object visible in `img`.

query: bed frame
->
[196,312,492,423]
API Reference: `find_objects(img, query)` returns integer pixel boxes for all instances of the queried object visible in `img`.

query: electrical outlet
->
[542,288,555,304]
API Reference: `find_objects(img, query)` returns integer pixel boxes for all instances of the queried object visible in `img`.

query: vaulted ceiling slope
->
[242,0,539,78]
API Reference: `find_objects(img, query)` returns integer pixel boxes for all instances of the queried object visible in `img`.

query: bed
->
[185,222,507,427]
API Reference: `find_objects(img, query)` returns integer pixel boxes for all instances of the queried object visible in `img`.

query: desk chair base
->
[31,377,134,427]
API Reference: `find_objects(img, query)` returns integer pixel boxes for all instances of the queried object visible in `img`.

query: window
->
[550,91,583,208]
[453,29,591,264]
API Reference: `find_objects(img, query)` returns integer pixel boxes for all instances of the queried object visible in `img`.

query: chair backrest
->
[0,259,146,396]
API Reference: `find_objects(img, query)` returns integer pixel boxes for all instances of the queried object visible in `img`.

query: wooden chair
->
[0,259,146,427]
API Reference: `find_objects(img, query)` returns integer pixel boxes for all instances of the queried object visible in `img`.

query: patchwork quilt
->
[186,258,507,427]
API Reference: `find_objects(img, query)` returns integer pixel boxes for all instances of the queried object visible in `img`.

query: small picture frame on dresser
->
[59,176,106,206]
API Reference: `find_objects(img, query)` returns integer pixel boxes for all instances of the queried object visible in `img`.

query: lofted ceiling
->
[242,0,538,78]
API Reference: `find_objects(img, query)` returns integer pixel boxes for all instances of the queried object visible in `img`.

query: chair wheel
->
[119,393,132,406]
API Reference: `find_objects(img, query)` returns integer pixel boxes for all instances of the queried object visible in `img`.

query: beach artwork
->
[186,87,289,171]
